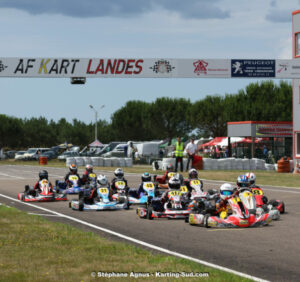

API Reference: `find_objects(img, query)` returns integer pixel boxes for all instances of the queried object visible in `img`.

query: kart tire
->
[78,199,84,211]
[185,216,189,223]
[204,214,210,228]
[281,202,285,213]
[69,202,72,208]
[124,198,130,210]
[262,196,268,204]
[268,199,278,207]
[262,204,269,212]
[147,207,153,220]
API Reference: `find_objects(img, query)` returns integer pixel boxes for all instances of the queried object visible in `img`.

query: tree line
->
[0,80,292,150]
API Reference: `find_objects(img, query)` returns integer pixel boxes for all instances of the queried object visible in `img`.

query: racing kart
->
[70,185,129,211]
[54,174,86,194]
[128,181,158,205]
[18,179,67,202]
[111,180,130,201]
[188,195,272,228]
[238,188,280,220]
[251,186,285,214]
[137,189,190,220]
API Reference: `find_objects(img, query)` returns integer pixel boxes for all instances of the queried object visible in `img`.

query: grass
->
[0,205,250,282]
[1,159,300,188]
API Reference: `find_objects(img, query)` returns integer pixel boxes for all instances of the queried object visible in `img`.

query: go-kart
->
[188,195,272,228]
[70,185,129,211]
[238,187,280,220]
[128,182,157,205]
[137,189,190,220]
[251,186,285,214]
[55,174,85,194]
[18,179,67,202]
[112,180,129,200]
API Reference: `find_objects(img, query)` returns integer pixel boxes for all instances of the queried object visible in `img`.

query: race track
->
[1,165,300,281]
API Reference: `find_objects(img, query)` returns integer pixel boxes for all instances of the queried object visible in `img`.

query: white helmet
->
[220,183,234,200]
[97,174,108,186]
[245,172,256,185]
[114,168,124,178]
[85,164,93,173]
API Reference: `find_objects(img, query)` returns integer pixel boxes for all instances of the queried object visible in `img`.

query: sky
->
[0,0,299,124]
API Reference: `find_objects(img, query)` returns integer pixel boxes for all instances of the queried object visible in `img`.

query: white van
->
[23,148,49,160]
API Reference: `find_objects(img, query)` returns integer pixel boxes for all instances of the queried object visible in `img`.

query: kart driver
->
[245,172,257,187]
[111,168,129,195]
[158,164,180,189]
[26,170,54,196]
[160,175,181,204]
[135,172,152,198]
[64,164,82,186]
[84,174,110,204]
[236,175,250,191]
[184,168,204,195]
[81,164,94,185]
[214,183,235,218]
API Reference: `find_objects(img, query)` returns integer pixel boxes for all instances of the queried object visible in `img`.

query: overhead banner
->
[1,57,300,78]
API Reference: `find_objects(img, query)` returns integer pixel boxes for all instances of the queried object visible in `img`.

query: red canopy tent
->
[200,137,227,147]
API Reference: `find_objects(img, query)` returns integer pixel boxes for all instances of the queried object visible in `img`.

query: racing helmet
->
[141,172,151,182]
[220,183,234,200]
[188,168,198,179]
[39,170,48,180]
[97,174,108,186]
[237,175,250,188]
[114,168,124,178]
[166,164,174,172]
[85,164,93,173]
[69,163,78,174]
[168,176,181,190]
[245,172,256,185]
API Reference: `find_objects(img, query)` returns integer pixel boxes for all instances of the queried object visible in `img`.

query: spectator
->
[293,162,300,174]
[263,145,268,159]
[123,144,128,157]
[174,136,184,172]
[185,138,198,171]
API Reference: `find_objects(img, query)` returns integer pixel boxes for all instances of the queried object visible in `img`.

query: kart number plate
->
[169,191,181,197]
[243,191,252,197]
[180,186,188,193]
[116,181,125,187]
[41,180,48,185]
[190,180,201,186]
[252,188,263,195]
[89,173,96,178]
[230,197,241,204]
[98,188,109,194]
[168,172,176,178]
[69,175,79,181]
[144,183,154,189]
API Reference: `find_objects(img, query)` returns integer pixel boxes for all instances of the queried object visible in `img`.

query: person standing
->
[185,138,197,171]
[175,136,184,172]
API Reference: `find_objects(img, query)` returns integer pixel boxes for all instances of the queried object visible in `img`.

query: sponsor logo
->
[0,60,8,72]
[277,63,288,73]
[86,59,143,75]
[150,60,175,73]
[231,59,275,77]
[193,60,208,75]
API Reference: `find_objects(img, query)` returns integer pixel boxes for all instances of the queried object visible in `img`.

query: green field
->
[0,205,251,282]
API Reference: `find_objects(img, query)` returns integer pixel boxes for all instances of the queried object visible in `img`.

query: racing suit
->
[26,180,53,196]
[81,170,94,185]
[64,172,82,186]
[110,177,129,195]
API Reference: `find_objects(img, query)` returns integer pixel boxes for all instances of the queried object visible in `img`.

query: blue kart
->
[55,174,86,194]
[70,186,130,211]
[128,182,158,205]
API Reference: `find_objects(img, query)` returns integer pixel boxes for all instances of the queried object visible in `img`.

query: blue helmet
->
[237,175,249,188]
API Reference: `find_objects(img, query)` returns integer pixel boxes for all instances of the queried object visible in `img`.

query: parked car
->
[96,142,125,156]
[58,151,79,160]
[102,144,128,158]
[39,150,57,160]
[6,151,16,159]
[15,151,26,160]
[23,148,50,160]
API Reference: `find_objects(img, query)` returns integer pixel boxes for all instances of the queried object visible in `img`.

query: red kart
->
[189,195,272,228]
[251,186,285,214]
[18,179,67,202]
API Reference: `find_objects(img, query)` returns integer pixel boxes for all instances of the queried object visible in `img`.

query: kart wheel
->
[262,204,269,212]
[281,202,285,213]
[204,214,210,228]
[124,198,130,210]
[69,202,72,208]
[56,187,60,194]
[147,207,153,220]
[262,196,268,204]
[185,216,189,223]
[78,199,84,211]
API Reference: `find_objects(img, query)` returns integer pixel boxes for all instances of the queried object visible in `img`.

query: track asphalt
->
[1,165,299,281]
